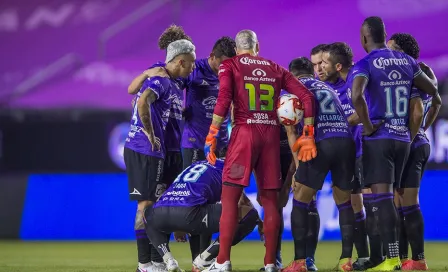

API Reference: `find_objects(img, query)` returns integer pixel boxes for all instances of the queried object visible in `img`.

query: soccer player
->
[310,44,327,81]
[144,159,261,272]
[124,34,196,272]
[387,33,441,270]
[350,16,438,271]
[321,42,370,270]
[128,34,237,266]
[283,57,356,272]
[204,30,316,272]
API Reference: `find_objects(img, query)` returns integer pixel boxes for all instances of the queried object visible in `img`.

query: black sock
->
[403,205,425,261]
[373,193,399,259]
[200,234,213,253]
[354,209,369,258]
[136,229,151,264]
[397,207,409,260]
[364,194,383,263]
[277,209,284,263]
[145,223,171,261]
[189,235,201,261]
[305,200,319,260]
[337,201,354,259]
[151,243,163,263]
[292,199,309,260]
[201,208,259,261]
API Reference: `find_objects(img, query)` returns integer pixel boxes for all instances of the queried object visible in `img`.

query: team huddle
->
[123,16,441,272]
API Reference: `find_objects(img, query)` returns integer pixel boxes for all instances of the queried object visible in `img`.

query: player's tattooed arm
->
[284,125,299,167]
[409,97,424,141]
[128,67,168,94]
[137,88,160,151]
[424,93,442,131]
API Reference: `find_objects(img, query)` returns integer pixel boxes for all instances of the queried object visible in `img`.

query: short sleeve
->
[407,55,423,78]
[352,58,370,81]
[140,77,169,100]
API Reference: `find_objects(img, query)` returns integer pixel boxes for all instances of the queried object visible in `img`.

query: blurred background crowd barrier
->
[1,0,448,241]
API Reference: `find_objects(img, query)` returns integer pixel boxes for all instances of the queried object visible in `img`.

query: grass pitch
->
[1,241,448,271]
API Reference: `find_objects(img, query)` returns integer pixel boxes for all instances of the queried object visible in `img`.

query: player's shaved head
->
[235,30,258,52]
[362,16,386,43]
[388,33,420,59]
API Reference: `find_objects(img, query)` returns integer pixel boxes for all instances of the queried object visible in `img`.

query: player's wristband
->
[303,125,314,137]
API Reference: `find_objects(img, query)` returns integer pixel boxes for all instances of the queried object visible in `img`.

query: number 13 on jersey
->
[245,83,275,111]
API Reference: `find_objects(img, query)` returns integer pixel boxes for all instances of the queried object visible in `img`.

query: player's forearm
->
[352,91,372,128]
[138,101,155,135]
[347,112,361,126]
[285,125,299,167]
[128,73,148,94]
[211,114,224,129]
[409,98,424,141]
[424,94,442,131]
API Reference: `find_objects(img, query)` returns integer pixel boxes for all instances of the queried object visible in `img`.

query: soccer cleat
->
[264,264,279,272]
[305,257,318,271]
[401,259,428,270]
[152,262,168,272]
[352,257,369,271]
[136,262,153,272]
[203,261,232,272]
[193,254,215,270]
[260,255,283,271]
[336,258,353,271]
[366,257,401,271]
[165,258,184,272]
[281,259,307,272]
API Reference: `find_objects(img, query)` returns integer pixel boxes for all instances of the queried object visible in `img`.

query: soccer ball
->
[277,94,304,126]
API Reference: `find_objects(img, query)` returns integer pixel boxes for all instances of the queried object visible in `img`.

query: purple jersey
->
[182,58,229,150]
[147,62,185,152]
[155,160,224,207]
[125,76,177,158]
[410,88,432,149]
[328,75,363,158]
[352,48,422,142]
[299,77,351,142]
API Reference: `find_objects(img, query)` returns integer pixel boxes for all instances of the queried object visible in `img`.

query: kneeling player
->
[283,57,356,272]
[144,159,260,272]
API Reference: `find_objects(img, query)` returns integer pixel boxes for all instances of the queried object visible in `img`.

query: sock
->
[292,199,309,260]
[260,189,281,265]
[200,234,213,253]
[306,200,320,260]
[276,209,284,263]
[216,184,243,264]
[151,243,164,263]
[337,201,355,259]
[364,194,383,263]
[397,207,409,260]
[372,193,399,259]
[403,204,425,261]
[354,209,369,258]
[189,235,201,261]
[136,229,151,264]
[203,208,259,261]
